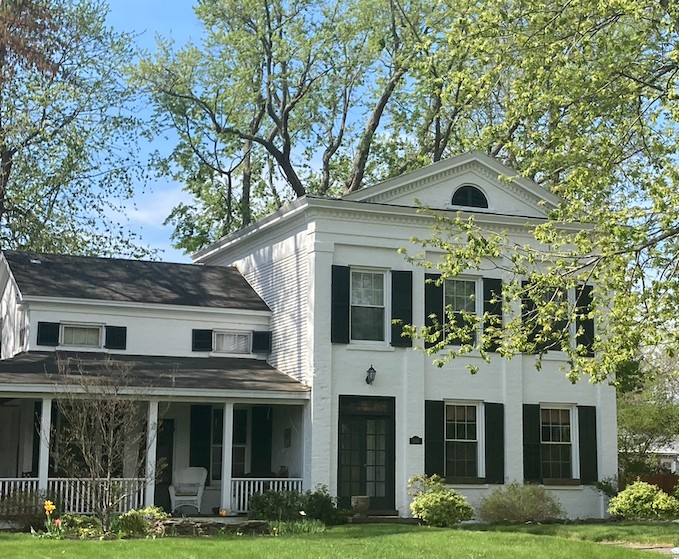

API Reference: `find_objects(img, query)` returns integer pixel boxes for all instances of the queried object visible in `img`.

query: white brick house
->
[193,151,617,518]
[0,152,617,519]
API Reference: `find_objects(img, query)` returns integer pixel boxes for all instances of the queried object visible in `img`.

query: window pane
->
[444,280,476,313]
[446,441,478,477]
[540,407,572,479]
[350,271,385,341]
[351,306,384,341]
[351,272,384,306]
[215,332,250,353]
[63,326,100,347]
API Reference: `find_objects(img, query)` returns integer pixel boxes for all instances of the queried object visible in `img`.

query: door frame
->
[337,395,396,511]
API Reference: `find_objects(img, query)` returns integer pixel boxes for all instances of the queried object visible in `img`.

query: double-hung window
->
[425,400,504,484]
[444,279,478,344]
[540,407,573,479]
[214,331,251,354]
[445,403,481,478]
[62,325,101,348]
[350,270,385,342]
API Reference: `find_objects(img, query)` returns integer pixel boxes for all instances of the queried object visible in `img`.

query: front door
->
[337,396,395,511]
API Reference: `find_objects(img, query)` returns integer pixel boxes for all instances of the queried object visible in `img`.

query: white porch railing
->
[0,478,40,515]
[48,478,146,514]
[231,477,304,514]
[0,477,145,515]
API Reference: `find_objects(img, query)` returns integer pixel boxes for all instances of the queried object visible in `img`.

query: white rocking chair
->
[168,467,208,514]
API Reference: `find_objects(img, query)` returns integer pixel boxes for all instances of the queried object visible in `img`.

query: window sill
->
[541,478,582,487]
[445,477,487,486]
[58,344,102,351]
[346,344,394,352]
[209,351,256,359]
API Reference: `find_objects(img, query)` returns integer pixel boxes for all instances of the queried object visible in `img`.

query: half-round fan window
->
[451,185,488,208]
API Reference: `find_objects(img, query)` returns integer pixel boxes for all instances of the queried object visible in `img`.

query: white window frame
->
[444,400,485,479]
[539,404,580,480]
[209,406,251,483]
[443,277,482,345]
[60,323,102,348]
[349,269,388,344]
[213,330,252,355]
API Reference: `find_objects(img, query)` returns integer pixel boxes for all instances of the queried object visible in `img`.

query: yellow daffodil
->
[44,500,56,514]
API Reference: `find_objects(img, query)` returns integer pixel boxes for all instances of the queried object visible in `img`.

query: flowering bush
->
[407,474,474,527]
[608,480,679,520]
[111,505,169,538]
[31,500,64,539]
[61,513,104,539]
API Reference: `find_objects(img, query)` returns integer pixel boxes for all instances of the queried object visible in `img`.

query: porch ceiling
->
[0,351,309,396]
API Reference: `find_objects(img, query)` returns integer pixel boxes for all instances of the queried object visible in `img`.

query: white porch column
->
[144,399,159,506]
[220,402,234,513]
[38,397,52,492]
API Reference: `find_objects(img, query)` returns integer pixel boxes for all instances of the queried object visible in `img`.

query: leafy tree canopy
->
[140,0,679,381]
[617,355,679,476]
[0,0,153,256]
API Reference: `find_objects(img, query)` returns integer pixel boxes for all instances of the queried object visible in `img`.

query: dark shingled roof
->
[0,352,309,393]
[3,251,269,311]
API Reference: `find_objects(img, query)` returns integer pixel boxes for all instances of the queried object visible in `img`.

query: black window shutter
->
[37,322,60,346]
[192,329,213,352]
[391,271,412,347]
[483,278,503,352]
[331,265,350,344]
[250,406,273,475]
[578,406,598,484]
[189,405,212,479]
[104,326,127,350]
[552,288,569,352]
[523,404,542,483]
[31,401,41,476]
[576,285,595,357]
[424,400,445,477]
[252,331,272,354]
[521,281,536,349]
[484,402,505,484]
[424,274,443,349]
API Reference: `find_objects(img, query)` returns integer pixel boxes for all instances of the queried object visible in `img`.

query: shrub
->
[248,490,304,522]
[249,486,344,524]
[302,485,345,525]
[478,482,565,523]
[407,474,474,527]
[608,480,679,520]
[112,506,169,538]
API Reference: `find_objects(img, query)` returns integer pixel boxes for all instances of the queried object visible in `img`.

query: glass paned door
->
[338,396,395,510]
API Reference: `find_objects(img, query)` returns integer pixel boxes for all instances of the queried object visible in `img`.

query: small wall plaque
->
[409,436,423,445]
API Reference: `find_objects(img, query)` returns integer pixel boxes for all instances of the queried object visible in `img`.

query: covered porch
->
[0,351,310,516]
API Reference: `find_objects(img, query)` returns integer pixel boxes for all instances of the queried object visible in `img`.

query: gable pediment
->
[344,152,560,218]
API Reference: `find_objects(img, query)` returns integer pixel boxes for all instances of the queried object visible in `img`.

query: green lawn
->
[1,523,675,559]
[457,521,679,546]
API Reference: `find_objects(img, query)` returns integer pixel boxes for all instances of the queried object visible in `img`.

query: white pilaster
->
[144,399,159,506]
[220,402,234,513]
[38,397,52,492]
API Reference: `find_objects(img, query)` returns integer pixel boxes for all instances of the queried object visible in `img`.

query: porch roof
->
[0,351,309,398]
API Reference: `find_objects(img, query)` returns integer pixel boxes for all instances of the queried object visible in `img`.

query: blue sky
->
[105,1,204,263]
